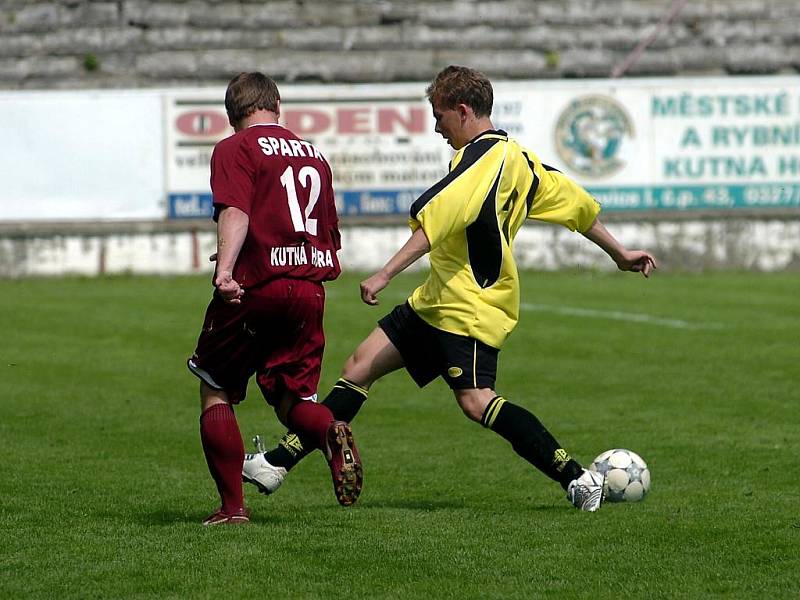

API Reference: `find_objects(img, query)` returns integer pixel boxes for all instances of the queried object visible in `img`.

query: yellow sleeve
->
[409,138,506,249]
[527,161,601,233]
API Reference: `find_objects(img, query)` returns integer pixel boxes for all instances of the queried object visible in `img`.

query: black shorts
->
[378,302,499,390]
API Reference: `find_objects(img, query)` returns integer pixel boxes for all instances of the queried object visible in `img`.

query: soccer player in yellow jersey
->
[244,65,657,511]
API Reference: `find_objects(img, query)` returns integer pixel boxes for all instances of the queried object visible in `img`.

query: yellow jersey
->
[408,129,601,349]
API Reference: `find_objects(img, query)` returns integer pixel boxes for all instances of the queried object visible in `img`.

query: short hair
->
[425,65,493,118]
[224,72,281,126]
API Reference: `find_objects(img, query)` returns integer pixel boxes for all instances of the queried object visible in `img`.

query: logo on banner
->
[554,95,634,178]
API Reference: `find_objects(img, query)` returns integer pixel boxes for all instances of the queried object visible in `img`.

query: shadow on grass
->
[350,496,568,513]
[338,497,569,513]
[356,499,467,511]
[525,502,570,513]
[135,508,283,526]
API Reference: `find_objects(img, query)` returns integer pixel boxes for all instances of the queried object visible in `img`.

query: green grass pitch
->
[1,269,798,598]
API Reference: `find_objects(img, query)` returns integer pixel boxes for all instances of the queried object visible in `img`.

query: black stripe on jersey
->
[542,163,562,173]
[410,137,501,219]
[466,163,504,289]
[522,151,540,214]
[501,189,518,243]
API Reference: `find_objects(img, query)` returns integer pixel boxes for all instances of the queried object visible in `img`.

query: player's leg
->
[197,383,249,525]
[245,279,370,505]
[321,325,406,423]
[188,294,253,525]
[259,386,365,506]
[267,388,363,506]
[439,332,604,511]
[253,326,404,476]
[246,300,439,495]
[456,387,604,511]
[341,325,407,387]
[248,387,368,492]
[274,389,335,447]
[456,388,584,487]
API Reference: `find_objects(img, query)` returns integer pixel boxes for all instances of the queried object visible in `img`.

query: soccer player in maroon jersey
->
[187,72,362,525]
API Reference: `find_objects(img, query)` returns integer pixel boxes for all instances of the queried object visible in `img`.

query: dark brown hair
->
[425,65,493,117]
[224,72,281,126]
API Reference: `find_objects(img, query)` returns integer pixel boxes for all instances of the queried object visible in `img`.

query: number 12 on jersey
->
[280,165,321,236]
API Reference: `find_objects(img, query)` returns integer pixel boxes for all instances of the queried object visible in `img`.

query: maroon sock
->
[200,403,244,513]
[287,401,335,450]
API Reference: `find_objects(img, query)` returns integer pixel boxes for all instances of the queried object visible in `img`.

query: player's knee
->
[200,382,229,413]
[273,392,296,427]
[454,389,495,423]
[460,403,483,422]
[341,351,356,372]
[341,352,373,389]
[455,395,484,423]
[340,353,360,381]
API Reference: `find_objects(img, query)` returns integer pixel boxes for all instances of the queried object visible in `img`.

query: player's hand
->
[360,271,391,305]
[214,270,244,304]
[616,251,657,278]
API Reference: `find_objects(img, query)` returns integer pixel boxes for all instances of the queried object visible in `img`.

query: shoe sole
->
[202,511,251,526]
[242,472,276,496]
[242,475,271,495]
[327,422,363,507]
[203,516,251,526]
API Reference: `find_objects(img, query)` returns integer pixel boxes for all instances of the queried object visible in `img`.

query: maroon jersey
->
[210,123,341,288]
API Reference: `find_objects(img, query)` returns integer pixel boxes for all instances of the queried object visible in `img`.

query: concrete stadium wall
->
[1,0,800,89]
[2,217,799,278]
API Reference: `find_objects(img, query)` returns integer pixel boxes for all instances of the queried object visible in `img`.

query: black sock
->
[264,378,369,471]
[323,378,369,422]
[481,396,583,490]
[263,431,307,471]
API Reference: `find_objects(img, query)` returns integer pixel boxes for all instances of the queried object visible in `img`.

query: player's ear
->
[275,99,281,120]
[457,103,471,123]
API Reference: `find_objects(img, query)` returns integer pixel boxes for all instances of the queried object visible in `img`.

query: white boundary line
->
[521,303,724,330]
[326,290,725,330]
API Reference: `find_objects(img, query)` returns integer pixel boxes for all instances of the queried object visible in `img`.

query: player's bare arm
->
[215,205,249,303]
[582,218,657,278]
[360,227,431,305]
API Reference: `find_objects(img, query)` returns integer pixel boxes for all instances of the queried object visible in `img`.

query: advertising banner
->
[165,84,448,219]
[0,90,165,221]
[165,76,800,219]
[2,76,796,223]
[492,77,800,213]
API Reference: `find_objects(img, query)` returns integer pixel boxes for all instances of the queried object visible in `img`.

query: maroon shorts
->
[187,278,325,405]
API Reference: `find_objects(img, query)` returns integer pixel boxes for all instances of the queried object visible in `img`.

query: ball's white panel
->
[641,468,651,492]
[624,481,644,501]
[607,468,630,492]
[609,450,633,469]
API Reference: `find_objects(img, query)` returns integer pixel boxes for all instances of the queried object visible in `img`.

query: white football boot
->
[242,435,287,495]
[567,469,606,512]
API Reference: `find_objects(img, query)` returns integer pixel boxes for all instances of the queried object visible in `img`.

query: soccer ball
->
[589,448,651,502]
